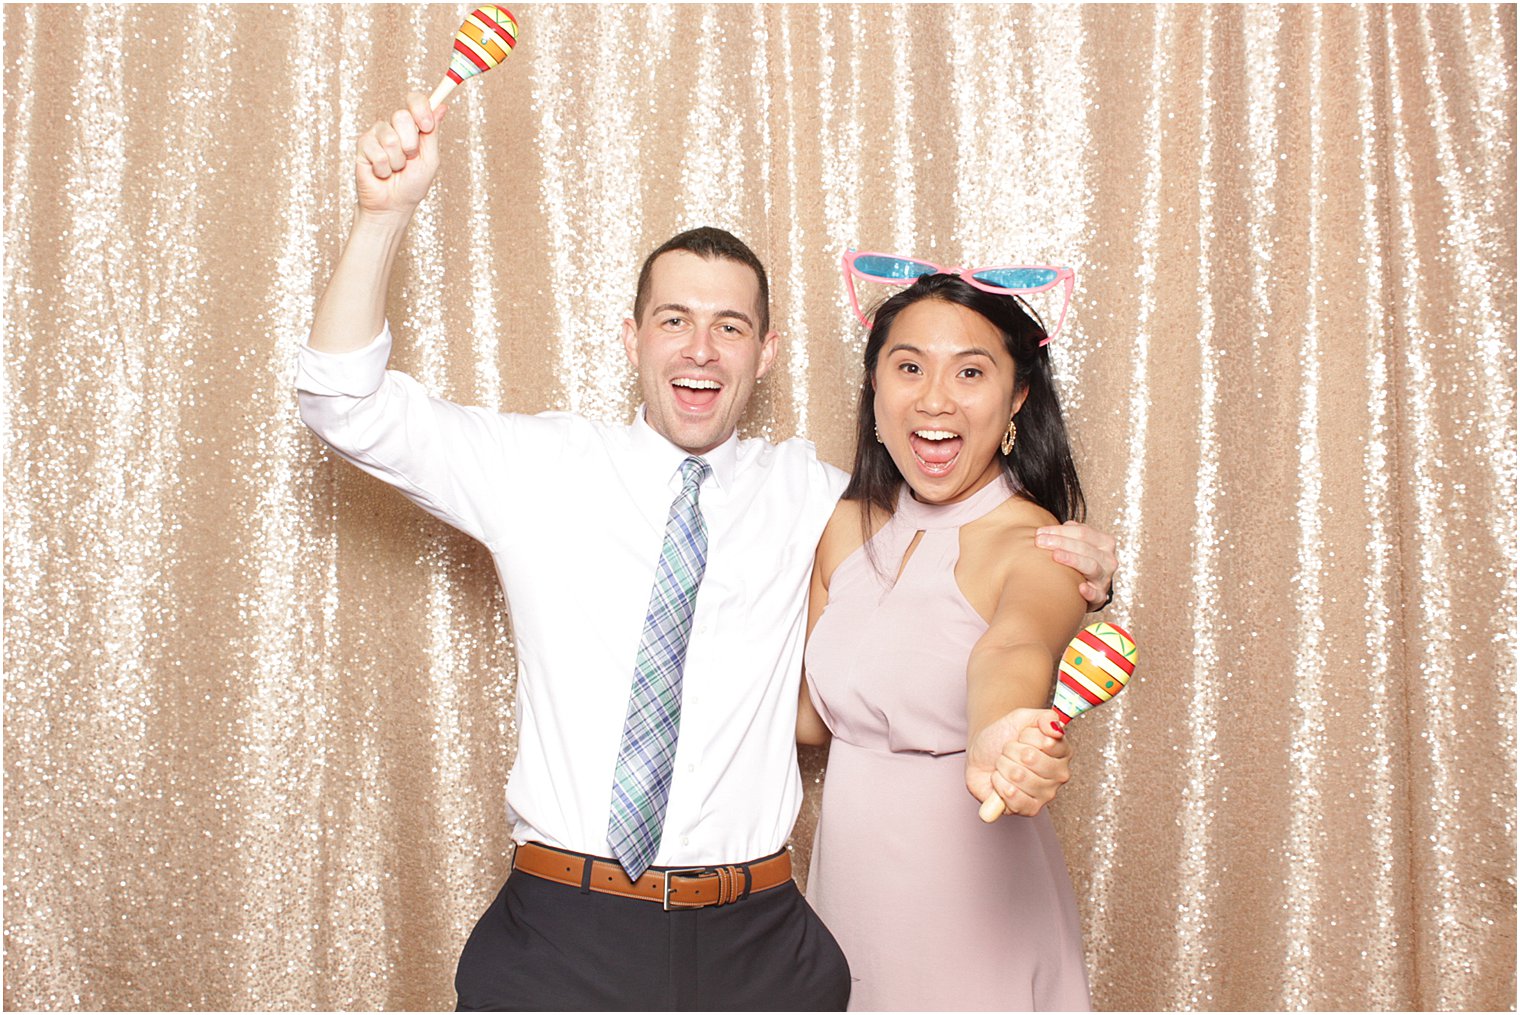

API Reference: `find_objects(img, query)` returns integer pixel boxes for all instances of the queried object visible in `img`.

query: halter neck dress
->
[804,477,1090,1011]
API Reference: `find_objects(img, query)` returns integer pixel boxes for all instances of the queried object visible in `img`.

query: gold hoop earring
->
[1000,419,1017,455]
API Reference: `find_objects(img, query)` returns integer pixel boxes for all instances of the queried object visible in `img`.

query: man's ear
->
[621,317,640,368]
[754,328,781,380]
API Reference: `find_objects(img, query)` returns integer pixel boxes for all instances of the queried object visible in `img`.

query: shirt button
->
[682,836,690,846]
[687,764,695,773]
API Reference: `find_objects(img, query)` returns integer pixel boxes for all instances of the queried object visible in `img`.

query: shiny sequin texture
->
[3,5,1514,1010]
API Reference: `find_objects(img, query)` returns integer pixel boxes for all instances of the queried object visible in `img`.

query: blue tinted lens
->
[853,254,938,280]
[971,267,1058,290]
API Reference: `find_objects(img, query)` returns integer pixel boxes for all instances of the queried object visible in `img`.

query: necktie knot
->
[680,456,711,494]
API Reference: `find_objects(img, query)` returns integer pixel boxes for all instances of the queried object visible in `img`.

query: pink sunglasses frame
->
[842,249,1075,347]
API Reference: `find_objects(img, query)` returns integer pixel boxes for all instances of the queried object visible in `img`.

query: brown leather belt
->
[511,841,792,911]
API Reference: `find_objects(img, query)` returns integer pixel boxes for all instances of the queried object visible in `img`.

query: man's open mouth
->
[672,377,723,412]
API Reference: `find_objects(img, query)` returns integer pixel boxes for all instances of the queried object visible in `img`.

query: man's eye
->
[663,317,686,328]
[961,367,983,379]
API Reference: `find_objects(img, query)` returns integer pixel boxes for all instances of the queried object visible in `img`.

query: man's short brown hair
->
[633,227,770,335]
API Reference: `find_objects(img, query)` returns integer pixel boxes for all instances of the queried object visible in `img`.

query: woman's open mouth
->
[908,429,963,477]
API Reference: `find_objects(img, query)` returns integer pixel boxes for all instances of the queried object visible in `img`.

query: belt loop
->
[579,855,593,895]
[727,866,742,905]
[741,864,753,900]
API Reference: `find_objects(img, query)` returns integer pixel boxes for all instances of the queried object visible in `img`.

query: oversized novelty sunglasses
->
[842,250,1075,346]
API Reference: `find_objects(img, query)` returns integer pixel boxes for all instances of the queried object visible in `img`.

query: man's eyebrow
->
[715,308,755,328]
[651,303,756,329]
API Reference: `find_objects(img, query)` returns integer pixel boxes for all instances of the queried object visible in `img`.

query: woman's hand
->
[965,707,1071,818]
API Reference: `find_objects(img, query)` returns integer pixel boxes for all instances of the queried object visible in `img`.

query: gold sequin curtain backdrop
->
[3,4,1514,1010]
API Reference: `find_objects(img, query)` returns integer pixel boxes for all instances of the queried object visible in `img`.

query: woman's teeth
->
[907,429,963,473]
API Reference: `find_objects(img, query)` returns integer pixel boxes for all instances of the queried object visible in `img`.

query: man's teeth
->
[914,430,959,440]
[673,379,721,390]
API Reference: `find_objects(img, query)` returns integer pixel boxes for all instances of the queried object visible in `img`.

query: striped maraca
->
[429,6,520,109]
[979,621,1137,822]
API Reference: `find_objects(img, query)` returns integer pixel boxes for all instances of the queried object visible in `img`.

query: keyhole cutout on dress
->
[894,530,926,583]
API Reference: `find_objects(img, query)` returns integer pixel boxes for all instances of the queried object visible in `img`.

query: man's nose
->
[681,326,717,364]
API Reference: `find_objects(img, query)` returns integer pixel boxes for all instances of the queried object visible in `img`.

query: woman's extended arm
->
[963,533,1087,816]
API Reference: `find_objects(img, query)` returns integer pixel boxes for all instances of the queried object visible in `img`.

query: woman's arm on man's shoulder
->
[796,498,871,746]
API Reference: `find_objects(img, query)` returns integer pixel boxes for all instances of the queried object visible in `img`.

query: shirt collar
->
[630,405,739,493]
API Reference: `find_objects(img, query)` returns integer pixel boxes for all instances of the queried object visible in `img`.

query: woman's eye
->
[898,362,921,375]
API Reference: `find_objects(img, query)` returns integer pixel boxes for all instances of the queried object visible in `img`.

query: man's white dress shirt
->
[295,326,848,866]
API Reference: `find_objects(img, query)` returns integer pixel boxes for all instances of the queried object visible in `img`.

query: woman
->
[798,265,1092,1011]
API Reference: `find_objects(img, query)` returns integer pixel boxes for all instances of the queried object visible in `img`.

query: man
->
[297,94,1118,1010]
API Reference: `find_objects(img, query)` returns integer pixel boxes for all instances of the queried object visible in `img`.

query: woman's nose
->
[915,374,952,414]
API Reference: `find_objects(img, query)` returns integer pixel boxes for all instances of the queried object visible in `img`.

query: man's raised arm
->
[309,92,447,354]
[297,92,517,547]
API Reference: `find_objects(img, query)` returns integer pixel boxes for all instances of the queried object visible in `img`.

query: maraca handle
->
[429,77,458,110]
[978,793,1007,823]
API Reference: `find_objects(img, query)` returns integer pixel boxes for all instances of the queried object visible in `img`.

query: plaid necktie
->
[608,456,712,879]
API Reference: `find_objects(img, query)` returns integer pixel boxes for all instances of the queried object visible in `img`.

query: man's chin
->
[670,426,729,456]
[648,408,730,455]
[671,419,729,452]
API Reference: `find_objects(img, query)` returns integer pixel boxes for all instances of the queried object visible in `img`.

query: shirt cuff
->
[294,323,392,397]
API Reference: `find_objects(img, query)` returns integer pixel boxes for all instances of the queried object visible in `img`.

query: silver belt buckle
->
[661,866,710,911]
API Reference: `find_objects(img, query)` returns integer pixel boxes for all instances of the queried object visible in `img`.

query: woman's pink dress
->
[804,478,1090,1011]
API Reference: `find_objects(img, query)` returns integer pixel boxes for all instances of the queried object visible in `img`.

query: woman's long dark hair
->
[841,273,1085,542]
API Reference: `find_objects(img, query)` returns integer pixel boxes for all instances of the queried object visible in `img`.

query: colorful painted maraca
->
[979,621,1137,823]
[429,6,520,109]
